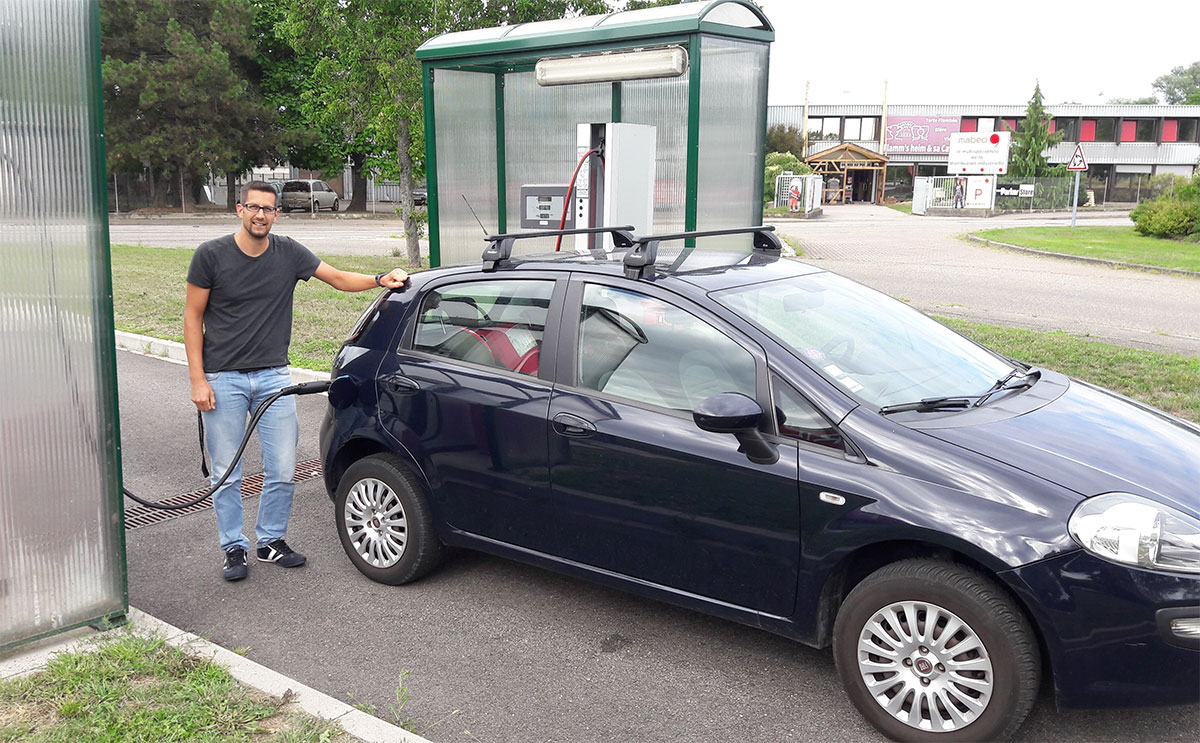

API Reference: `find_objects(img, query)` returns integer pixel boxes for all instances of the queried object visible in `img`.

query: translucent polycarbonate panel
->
[503,71,610,254]
[433,70,499,266]
[0,0,126,648]
[695,37,768,250]
[622,73,690,234]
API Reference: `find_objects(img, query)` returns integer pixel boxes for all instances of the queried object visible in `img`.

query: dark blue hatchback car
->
[319,227,1200,741]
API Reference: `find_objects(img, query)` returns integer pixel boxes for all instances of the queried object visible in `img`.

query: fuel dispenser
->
[519,122,656,252]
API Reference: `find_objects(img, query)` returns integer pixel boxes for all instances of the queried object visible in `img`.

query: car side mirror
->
[693,393,778,465]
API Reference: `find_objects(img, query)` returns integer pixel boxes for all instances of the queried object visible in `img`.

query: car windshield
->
[283,181,309,192]
[712,272,1013,408]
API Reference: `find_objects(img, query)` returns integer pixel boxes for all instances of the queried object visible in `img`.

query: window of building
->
[1084,164,1111,204]
[960,118,977,133]
[1000,118,1021,133]
[1177,119,1199,143]
[1120,119,1156,142]
[1094,118,1117,142]
[1052,118,1079,141]
[841,117,877,141]
[1110,171,1151,201]
[822,117,841,139]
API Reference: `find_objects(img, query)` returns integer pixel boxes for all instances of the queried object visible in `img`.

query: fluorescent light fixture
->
[535,46,688,86]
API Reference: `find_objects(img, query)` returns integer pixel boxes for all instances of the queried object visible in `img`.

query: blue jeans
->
[202,367,298,552]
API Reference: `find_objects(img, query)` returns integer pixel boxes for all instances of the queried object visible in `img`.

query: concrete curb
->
[114,330,329,383]
[0,609,430,743]
[967,235,1200,279]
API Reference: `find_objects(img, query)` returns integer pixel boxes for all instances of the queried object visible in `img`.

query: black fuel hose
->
[122,379,333,510]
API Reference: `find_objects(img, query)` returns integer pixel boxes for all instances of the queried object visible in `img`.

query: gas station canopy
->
[417,0,775,265]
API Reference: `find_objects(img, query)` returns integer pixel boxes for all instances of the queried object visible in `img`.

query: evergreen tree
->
[101,0,283,210]
[1008,82,1064,179]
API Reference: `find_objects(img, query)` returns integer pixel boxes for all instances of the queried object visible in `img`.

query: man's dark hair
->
[240,180,277,204]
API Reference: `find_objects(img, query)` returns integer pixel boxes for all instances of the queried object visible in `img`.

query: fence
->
[773,174,823,214]
[994,177,1083,211]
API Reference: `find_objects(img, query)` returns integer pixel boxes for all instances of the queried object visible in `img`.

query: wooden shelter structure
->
[805,142,888,205]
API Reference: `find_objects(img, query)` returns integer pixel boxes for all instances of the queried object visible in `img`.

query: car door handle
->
[382,373,420,395]
[553,412,596,437]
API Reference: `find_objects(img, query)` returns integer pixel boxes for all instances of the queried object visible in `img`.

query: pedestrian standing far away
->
[184,180,410,582]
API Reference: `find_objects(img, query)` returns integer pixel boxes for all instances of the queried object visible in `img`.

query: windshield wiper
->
[972,368,1039,408]
[879,396,977,415]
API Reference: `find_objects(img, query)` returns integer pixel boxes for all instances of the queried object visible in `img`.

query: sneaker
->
[222,547,248,581]
[256,539,306,568]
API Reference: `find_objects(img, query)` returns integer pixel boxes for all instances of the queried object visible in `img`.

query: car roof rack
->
[623,225,782,280]
[481,226,636,272]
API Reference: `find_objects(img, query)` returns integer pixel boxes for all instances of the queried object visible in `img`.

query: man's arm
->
[184,282,215,411]
[312,261,409,292]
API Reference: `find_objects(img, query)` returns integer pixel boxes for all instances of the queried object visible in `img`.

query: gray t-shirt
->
[186,233,321,373]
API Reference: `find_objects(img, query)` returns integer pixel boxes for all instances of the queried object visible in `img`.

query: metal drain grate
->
[123,459,324,530]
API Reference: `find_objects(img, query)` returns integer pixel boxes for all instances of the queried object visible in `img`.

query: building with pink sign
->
[768,103,1200,203]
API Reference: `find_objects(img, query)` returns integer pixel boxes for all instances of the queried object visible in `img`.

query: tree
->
[1152,61,1200,105]
[101,0,283,210]
[277,0,612,264]
[765,124,806,161]
[1008,82,1064,179]
[1107,96,1158,105]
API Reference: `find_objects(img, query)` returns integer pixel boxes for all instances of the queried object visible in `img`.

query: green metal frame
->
[416,0,773,63]
[495,72,507,234]
[420,0,775,266]
[88,0,128,625]
[684,33,702,244]
[422,64,441,267]
[1,0,128,654]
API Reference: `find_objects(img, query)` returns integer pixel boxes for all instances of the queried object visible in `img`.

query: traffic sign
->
[1066,144,1088,171]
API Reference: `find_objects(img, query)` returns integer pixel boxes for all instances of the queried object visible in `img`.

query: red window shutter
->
[1162,119,1178,142]
[1120,120,1137,142]
[1081,120,1096,141]
[960,118,977,133]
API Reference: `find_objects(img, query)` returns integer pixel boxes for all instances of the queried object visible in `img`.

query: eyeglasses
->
[240,203,279,216]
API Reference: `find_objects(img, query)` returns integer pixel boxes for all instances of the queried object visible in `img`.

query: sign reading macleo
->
[948,131,1011,174]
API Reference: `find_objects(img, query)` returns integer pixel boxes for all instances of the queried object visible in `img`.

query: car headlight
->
[1068,492,1200,574]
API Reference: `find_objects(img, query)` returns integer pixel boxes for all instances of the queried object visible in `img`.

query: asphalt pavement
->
[119,345,1199,742]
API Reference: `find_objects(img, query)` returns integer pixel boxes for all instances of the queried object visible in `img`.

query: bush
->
[763,152,810,202]
[1130,198,1200,237]
[1130,175,1200,238]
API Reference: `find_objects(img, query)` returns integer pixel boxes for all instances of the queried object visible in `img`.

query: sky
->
[757,0,1200,107]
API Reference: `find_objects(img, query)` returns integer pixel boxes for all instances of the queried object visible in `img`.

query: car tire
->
[334,454,443,585]
[832,559,1039,742]
[331,198,339,212]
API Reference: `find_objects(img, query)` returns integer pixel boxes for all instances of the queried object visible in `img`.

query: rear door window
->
[411,279,553,377]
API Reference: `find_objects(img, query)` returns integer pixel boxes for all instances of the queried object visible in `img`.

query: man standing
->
[185,180,409,581]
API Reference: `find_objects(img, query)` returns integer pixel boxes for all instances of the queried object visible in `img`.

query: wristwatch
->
[374,272,386,287]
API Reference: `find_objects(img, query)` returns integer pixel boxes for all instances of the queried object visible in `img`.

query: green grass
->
[974,226,1200,272]
[110,244,427,372]
[109,244,1199,422]
[940,317,1200,422]
[888,202,913,214]
[0,632,350,743]
[779,233,805,257]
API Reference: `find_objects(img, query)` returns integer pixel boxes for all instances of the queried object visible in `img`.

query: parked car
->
[281,179,339,212]
[319,227,1200,742]
[412,184,427,207]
